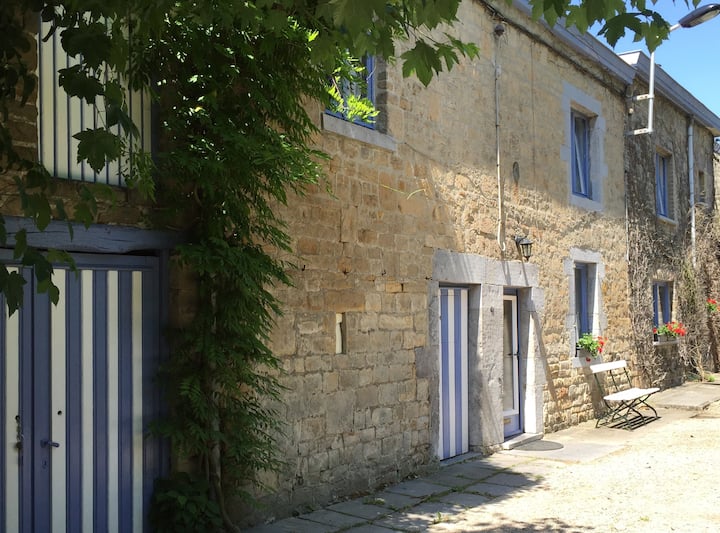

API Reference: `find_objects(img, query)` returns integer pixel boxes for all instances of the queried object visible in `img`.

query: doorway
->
[438,287,468,460]
[1,253,166,533]
[503,293,522,438]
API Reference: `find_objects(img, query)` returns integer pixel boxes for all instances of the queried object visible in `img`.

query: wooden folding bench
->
[590,360,660,429]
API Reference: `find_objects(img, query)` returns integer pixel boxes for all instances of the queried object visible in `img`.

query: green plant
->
[576,333,606,357]
[707,298,718,313]
[149,473,223,532]
[655,321,687,338]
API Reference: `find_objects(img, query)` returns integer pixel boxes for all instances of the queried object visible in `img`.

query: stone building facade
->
[620,51,720,388]
[4,1,720,530]
[258,0,720,522]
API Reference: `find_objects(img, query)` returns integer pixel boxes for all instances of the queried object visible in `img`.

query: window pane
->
[575,265,589,335]
[571,114,589,197]
[656,154,669,217]
[653,282,673,326]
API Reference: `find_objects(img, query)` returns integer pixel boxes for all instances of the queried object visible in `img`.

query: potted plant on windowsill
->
[707,298,718,314]
[573,333,605,367]
[654,321,686,343]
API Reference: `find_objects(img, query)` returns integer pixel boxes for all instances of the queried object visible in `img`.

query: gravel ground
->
[429,402,720,532]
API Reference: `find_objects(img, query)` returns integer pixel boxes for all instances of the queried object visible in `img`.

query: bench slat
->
[589,360,627,373]
[604,387,660,402]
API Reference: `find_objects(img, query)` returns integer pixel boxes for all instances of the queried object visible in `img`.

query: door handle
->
[41,439,60,448]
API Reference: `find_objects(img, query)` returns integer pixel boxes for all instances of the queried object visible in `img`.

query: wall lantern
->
[514,235,533,262]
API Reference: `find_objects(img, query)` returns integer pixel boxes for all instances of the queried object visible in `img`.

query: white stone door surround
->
[425,250,545,454]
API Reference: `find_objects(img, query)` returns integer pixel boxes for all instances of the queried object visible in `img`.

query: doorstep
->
[501,432,542,450]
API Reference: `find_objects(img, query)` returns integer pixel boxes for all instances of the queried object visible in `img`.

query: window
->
[574,263,593,336]
[327,55,376,129]
[697,170,707,205]
[653,282,673,327]
[571,111,591,198]
[563,85,606,210]
[655,152,674,219]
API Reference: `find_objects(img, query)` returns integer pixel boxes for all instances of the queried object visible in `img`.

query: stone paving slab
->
[374,501,465,531]
[464,481,521,499]
[328,499,393,520]
[483,471,536,488]
[247,516,337,532]
[369,490,423,510]
[653,382,720,410]
[344,524,397,532]
[423,470,477,488]
[436,491,490,508]
[299,509,367,528]
[383,479,449,498]
[440,462,499,481]
[502,439,623,463]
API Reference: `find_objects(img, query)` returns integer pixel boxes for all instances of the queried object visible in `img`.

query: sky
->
[591,2,720,118]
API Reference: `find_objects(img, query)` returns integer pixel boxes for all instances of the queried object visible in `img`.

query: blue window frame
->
[653,282,673,327]
[571,112,590,198]
[327,55,376,129]
[655,153,671,218]
[575,263,590,335]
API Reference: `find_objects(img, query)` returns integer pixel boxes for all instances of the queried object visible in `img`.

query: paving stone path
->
[248,383,720,532]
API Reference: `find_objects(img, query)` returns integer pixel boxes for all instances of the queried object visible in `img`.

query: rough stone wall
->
[625,72,719,388]
[261,0,638,519]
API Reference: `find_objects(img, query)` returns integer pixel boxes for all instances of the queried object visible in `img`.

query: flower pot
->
[573,348,601,368]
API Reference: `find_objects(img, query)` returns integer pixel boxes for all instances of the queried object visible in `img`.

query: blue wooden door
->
[1,253,166,533]
[438,287,468,460]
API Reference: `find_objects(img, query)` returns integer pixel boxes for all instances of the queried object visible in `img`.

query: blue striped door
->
[1,254,165,533]
[438,288,468,460]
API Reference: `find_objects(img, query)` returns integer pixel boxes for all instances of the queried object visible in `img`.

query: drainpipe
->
[494,23,506,253]
[688,117,696,267]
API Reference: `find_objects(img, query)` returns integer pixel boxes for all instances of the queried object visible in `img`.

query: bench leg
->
[596,396,658,429]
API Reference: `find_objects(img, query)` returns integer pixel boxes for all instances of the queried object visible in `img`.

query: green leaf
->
[58,66,104,104]
[13,229,27,260]
[60,23,112,69]
[73,128,122,172]
[3,270,26,316]
[401,40,443,86]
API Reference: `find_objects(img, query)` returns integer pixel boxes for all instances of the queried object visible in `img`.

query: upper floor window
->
[37,20,151,187]
[562,84,606,211]
[327,55,377,129]
[653,281,673,327]
[571,111,591,198]
[655,152,674,220]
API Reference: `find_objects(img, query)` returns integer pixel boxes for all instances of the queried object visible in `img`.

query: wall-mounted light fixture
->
[514,235,533,262]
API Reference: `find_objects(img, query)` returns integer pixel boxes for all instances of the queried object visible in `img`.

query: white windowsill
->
[322,113,397,152]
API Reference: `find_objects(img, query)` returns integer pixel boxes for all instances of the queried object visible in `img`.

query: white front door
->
[503,294,522,438]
